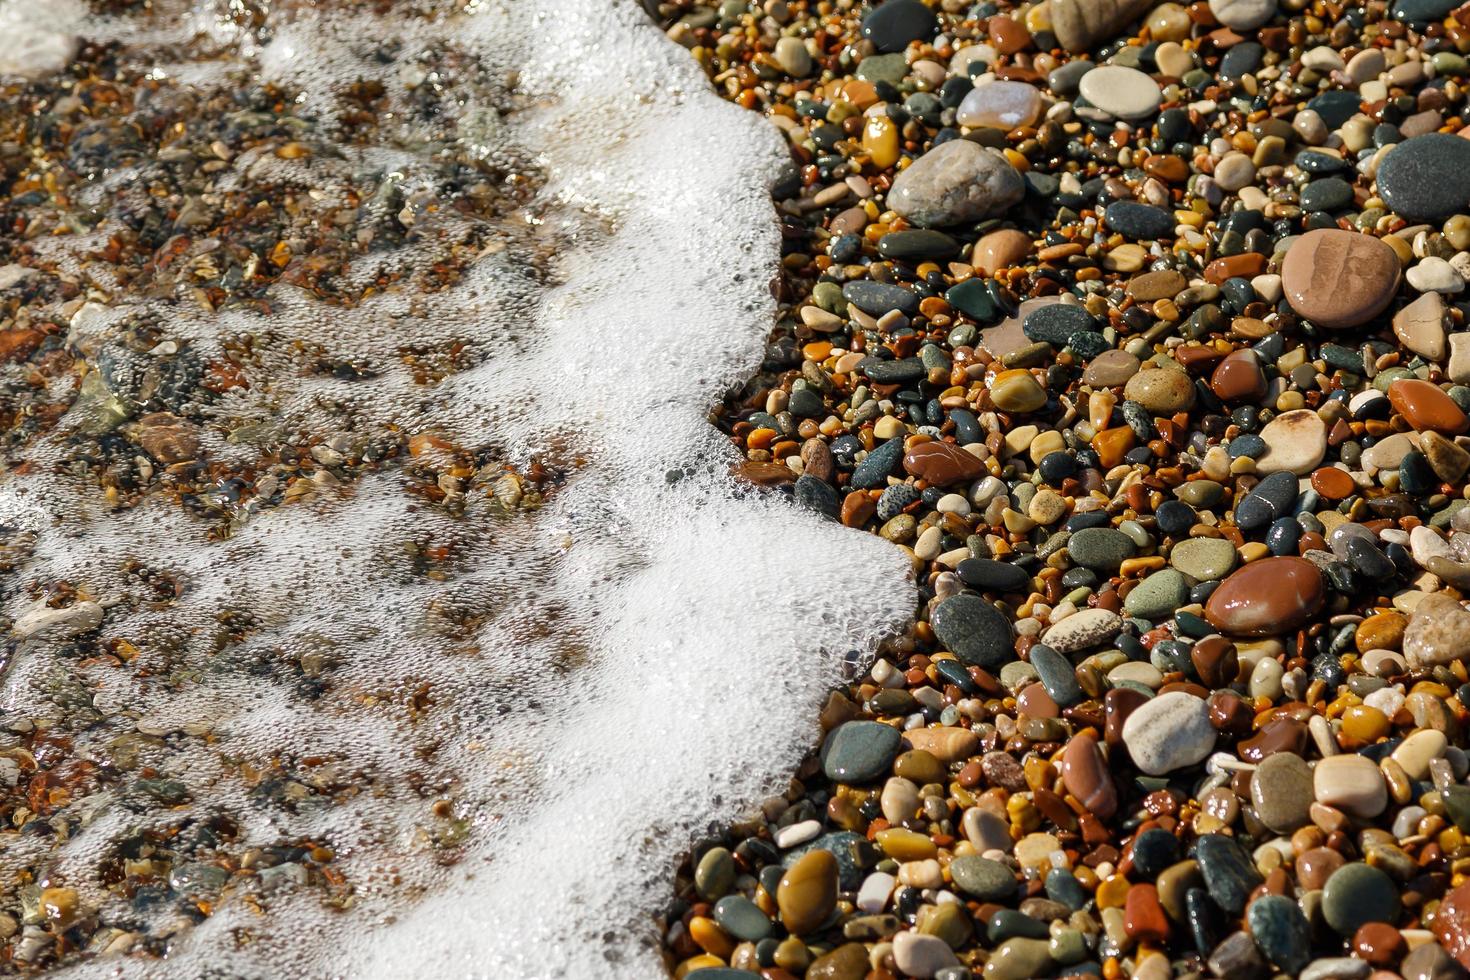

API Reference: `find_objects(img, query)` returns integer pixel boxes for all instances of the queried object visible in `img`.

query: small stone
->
[1195,833,1263,914]
[1209,0,1277,29]
[949,855,1018,901]
[1204,557,1325,636]
[1211,349,1268,402]
[1281,229,1401,329]
[778,850,838,935]
[1410,256,1467,294]
[931,594,1016,669]
[861,0,938,53]
[1169,537,1238,580]
[1403,939,1468,979]
[1121,691,1216,774]
[1255,409,1328,475]
[1060,731,1117,818]
[1395,291,1448,361]
[981,937,1054,980]
[1250,752,1313,833]
[1405,593,1470,669]
[903,442,986,484]
[972,229,1033,275]
[1124,568,1190,619]
[1376,133,1470,222]
[1248,894,1312,975]
[892,930,960,978]
[1321,863,1400,935]
[1041,607,1123,653]
[1313,753,1389,819]
[773,36,813,77]
[887,140,1025,227]
[822,721,902,783]
[1103,201,1175,240]
[1049,0,1154,52]
[713,895,773,941]
[990,369,1047,413]
[1389,379,1470,435]
[696,847,736,900]
[957,81,1043,129]
[1124,367,1195,414]
[1067,527,1137,572]
[1023,303,1097,346]
[1078,65,1162,119]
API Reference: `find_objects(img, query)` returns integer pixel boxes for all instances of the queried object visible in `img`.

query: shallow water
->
[0,0,912,975]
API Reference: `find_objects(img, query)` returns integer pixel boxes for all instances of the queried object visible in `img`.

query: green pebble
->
[1123,568,1190,619]
[1320,863,1399,935]
[1169,538,1238,581]
[695,847,735,901]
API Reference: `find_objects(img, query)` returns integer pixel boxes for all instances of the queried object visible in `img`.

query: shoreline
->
[655,0,1470,978]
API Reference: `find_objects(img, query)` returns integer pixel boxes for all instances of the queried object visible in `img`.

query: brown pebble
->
[1124,883,1170,944]
[1353,921,1407,967]
[1434,879,1470,969]
[1204,556,1325,636]
[1191,635,1239,689]
[1060,732,1118,820]
[1280,228,1400,329]
[902,441,985,485]
[1310,466,1356,500]
[1296,846,1346,891]
[972,229,1033,275]
[1388,378,1470,435]
[1209,348,1268,402]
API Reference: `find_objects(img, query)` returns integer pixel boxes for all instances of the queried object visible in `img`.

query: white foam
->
[0,0,81,80]
[4,1,914,977]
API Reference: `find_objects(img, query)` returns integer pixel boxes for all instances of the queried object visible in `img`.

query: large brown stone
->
[1204,557,1326,636]
[1281,228,1400,329]
[1388,378,1470,435]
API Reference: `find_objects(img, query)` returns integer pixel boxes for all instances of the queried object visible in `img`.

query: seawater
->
[0,0,912,976]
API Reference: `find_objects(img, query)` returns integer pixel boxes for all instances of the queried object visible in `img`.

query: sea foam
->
[1,0,913,976]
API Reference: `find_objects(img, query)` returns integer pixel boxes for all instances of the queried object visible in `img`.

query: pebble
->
[1066,527,1136,572]
[1195,833,1263,914]
[1204,557,1326,636]
[949,855,1018,901]
[1254,409,1328,475]
[1077,65,1161,120]
[1121,691,1216,774]
[822,721,901,783]
[1250,752,1313,833]
[1103,201,1174,240]
[1123,568,1189,619]
[1040,607,1122,653]
[887,140,1025,228]
[1247,894,1312,975]
[1394,290,1448,361]
[1124,366,1195,414]
[956,81,1042,130]
[777,850,838,935]
[1313,753,1388,818]
[860,0,938,53]
[1321,863,1400,935]
[1404,593,1470,668]
[1169,537,1238,580]
[1389,379,1470,435]
[1281,229,1401,329]
[1376,133,1470,222]
[1208,0,1277,29]
[930,594,1015,668]
[892,930,959,978]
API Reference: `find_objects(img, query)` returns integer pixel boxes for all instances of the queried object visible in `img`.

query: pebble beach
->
[655,0,1470,978]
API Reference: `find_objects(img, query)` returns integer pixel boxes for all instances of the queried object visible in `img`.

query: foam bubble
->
[4,1,913,976]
